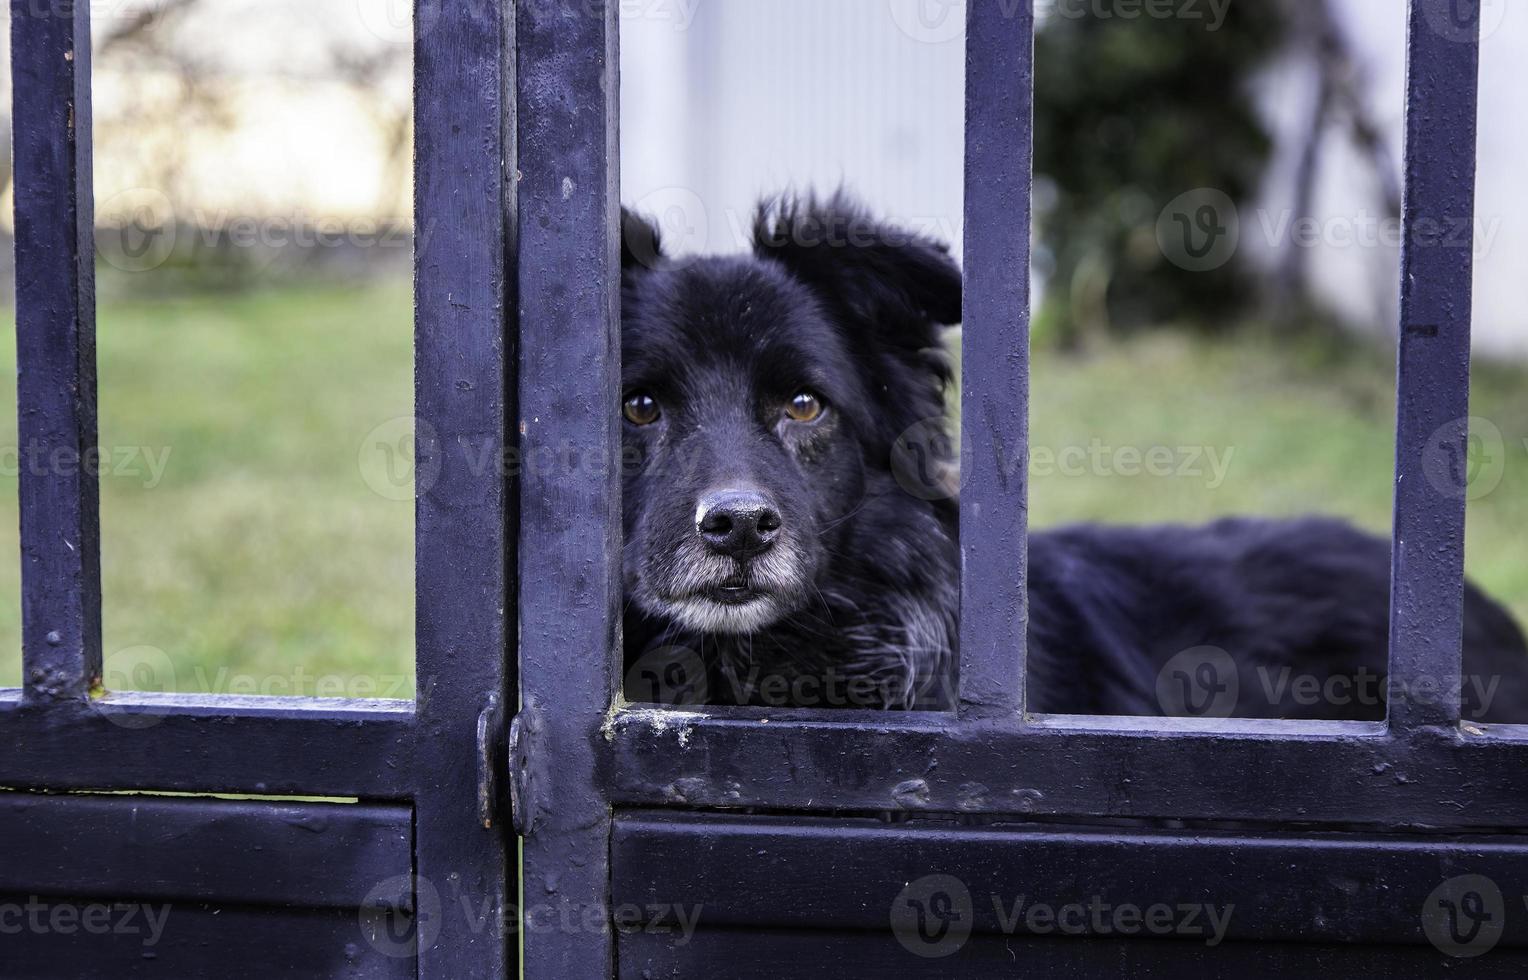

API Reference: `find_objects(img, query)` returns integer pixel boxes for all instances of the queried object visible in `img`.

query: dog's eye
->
[622,391,661,426]
[785,391,824,423]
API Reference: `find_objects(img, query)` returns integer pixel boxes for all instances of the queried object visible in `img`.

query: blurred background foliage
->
[1032,1,1289,345]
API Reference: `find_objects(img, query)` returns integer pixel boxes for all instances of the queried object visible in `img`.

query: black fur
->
[620,191,1528,722]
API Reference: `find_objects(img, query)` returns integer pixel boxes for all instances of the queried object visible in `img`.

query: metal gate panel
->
[4,0,517,973]
[0,692,414,797]
[613,811,1528,976]
[617,932,1528,979]
[595,0,1526,832]
[5,0,1518,975]
[550,0,1525,974]
[0,797,415,977]
[0,795,411,907]
[4,905,419,979]
[613,811,1528,944]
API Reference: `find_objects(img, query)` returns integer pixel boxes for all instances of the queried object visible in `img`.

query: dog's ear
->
[753,193,961,445]
[621,207,665,272]
[752,192,962,355]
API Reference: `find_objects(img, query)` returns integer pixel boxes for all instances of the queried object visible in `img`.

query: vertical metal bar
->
[1388,0,1479,733]
[413,0,515,972]
[11,0,102,701]
[958,1,1032,720]
[515,0,620,974]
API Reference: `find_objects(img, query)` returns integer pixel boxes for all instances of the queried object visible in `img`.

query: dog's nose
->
[696,488,782,557]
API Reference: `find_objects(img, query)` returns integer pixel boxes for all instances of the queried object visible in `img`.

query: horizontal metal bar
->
[1026,713,1384,736]
[0,690,415,799]
[605,710,1528,827]
[1,902,415,979]
[619,927,1528,979]
[614,810,1528,946]
[0,793,412,909]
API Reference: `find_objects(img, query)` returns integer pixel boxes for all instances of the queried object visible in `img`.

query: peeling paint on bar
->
[609,707,711,747]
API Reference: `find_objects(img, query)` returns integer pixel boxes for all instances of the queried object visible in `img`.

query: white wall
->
[621,0,966,259]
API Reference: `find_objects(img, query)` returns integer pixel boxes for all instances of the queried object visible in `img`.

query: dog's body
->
[620,193,1528,722]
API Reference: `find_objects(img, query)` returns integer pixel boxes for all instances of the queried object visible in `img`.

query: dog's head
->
[620,192,962,635]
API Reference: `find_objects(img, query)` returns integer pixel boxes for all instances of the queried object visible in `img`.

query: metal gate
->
[523,0,1528,976]
[3,0,512,974]
[5,0,1528,977]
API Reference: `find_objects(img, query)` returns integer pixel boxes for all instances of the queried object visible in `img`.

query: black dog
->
[619,192,1528,722]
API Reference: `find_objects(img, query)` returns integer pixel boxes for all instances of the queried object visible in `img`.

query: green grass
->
[1022,330,1528,628]
[0,283,1524,693]
[0,279,416,695]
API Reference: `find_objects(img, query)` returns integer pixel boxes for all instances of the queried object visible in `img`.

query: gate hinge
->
[475,693,506,830]
[504,702,543,837]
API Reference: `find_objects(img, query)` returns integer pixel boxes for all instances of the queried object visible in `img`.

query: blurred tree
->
[1275,0,1401,329]
[83,0,415,290]
[1033,3,1290,347]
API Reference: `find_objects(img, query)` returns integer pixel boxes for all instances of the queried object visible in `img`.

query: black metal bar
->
[0,794,412,909]
[412,0,516,971]
[10,0,102,701]
[605,710,1528,827]
[1387,0,1481,733]
[613,810,1528,946]
[0,690,414,797]
[618,929,1528,978]
[515,0,621,974]
[958,0,1032,720]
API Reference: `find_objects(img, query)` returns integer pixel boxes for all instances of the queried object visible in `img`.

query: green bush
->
[1034,4,1291,345]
